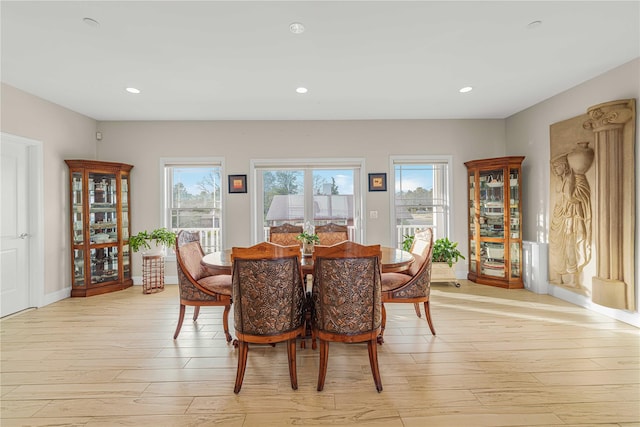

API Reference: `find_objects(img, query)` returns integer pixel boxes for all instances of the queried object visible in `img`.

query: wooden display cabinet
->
[465,156,524,289]
[65,160,134,297]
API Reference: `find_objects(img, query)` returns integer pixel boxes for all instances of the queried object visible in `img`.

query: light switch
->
[369,210,378,219]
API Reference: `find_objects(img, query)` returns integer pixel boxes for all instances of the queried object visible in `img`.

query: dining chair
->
[380,228,435,341]
[269,223,303,246]
[405,229,434,318]
[231,242,306,393]
[314,222,349,246]
[174,230,232,342]
[312,241,383,392]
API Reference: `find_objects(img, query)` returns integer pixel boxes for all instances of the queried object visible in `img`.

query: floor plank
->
[1,281,638,426]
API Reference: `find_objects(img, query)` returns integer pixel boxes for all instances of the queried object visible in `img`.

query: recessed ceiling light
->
[125,87,141,94]
[289,22,305,34]
[459,86,473,93]
[83,17,100,28]
[296,87,308,94]
[527,20,542,30]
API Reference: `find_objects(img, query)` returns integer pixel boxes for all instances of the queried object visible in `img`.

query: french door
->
[253,160,363,243]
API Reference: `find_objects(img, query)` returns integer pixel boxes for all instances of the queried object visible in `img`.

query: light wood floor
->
[1,281,639,426]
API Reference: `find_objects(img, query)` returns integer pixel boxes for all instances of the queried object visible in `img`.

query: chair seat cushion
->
[381,272,411,292]
[198,274,232,296]
[406,254,425,276]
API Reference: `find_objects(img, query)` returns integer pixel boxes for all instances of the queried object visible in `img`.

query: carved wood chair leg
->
[424,301,436,335]
[234,341,249,393]
[368,338,383,392]
[287,338,298,390]
[413,302,422,318]
[300,321,308,349]
[302,289,313,349]
[173,304,186,339]
[192,306,200,321]
[317,340,329,391]
[222,304,232,342]
[377,303,387,344]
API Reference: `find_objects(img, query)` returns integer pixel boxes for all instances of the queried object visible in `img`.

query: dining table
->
[202,245,414,349]
[201,246,414,276]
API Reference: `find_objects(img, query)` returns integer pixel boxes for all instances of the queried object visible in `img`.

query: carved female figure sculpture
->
[549,142,594,287]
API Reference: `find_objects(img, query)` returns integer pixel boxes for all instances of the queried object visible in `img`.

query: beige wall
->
[96,119,505,277]
[506,58,639,324]
[2,57,638,327]
[1,83,97,297]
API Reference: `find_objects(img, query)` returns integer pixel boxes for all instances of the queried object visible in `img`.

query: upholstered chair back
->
[269,223,303,247]
[315,223,349,246]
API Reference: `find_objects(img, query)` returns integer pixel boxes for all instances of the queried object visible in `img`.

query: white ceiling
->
[2,1,639,121]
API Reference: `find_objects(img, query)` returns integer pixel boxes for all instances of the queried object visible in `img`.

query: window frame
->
[250,157,366,244]
[159,157,225,259]
[389,155,454,248]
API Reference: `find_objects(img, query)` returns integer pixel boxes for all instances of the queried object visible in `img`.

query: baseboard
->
[133,275,178,285]
[547,283,640,328]
[42,286,72,307]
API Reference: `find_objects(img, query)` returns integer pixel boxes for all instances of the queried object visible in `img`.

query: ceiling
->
[2,1,639,121]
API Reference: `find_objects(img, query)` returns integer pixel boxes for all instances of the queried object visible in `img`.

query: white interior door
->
[1,137,31,316]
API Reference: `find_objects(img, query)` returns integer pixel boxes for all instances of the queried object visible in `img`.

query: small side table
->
[142,254,164,294]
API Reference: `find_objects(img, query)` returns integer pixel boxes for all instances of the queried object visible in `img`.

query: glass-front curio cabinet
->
[465,156,524,289]
[65,160,134,297]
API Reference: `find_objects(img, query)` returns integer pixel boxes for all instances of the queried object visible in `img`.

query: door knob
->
[19,233,29,239]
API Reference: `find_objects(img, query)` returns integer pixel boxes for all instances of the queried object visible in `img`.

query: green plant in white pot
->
[431,237,464,286]
[432,237,465,267]
[129,228,177,255]
[403,234,464,286]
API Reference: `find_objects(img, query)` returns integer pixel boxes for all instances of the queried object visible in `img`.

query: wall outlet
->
[369,210,378,219]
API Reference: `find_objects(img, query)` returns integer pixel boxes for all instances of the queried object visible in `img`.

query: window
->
[252,159,364,243]
[391,156,452,248]
[161,158,223,253]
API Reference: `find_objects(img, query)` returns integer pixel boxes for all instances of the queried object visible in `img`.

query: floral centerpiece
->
[297,223,319,255]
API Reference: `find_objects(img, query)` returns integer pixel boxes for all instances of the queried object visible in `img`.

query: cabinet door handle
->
[18,233,29,239]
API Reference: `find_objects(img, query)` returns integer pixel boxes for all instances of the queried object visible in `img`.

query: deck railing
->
[176,228,222,254]
[395,224,441,247]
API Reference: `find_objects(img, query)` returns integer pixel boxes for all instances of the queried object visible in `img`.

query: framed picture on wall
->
[368,173,387,192]
[228,174,247,194]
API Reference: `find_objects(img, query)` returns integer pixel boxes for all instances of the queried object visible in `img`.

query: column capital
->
[583,98,635,132]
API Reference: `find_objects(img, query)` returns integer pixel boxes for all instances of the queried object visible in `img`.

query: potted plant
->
[296,231,320,255]
[403,233,464,286]
[432,237,465,267]
[128,227,177,293]
[431,237,464,286]
[129,227,177,255]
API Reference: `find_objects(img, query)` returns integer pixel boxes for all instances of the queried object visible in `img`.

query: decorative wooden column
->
[583,99,635,309]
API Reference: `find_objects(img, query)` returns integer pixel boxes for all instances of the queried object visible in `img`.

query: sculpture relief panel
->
[549,141,594,288]
[550,116,595,292]
[550,99,635,310]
